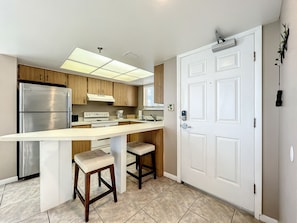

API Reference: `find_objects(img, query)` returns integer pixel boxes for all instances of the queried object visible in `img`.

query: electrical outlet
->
[168,104,174,111]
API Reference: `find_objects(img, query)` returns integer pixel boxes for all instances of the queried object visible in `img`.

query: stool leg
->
[73,163,79,199]
[152,151,156,179]
[98,171,101,187]
[138,155,142,189]
[135,154,139,170]
[109,164,118,202]
[85,173,91,222]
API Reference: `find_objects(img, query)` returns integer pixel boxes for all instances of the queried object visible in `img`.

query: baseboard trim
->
[164,172,178,181]
[0,176,18,186]
[259,214,278,223]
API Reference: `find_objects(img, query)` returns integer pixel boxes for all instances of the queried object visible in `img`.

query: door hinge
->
[254,118,256,128]
[254,51,256,61]
[254,184,256,194]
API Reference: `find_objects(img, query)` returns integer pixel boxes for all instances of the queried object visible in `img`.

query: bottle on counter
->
[138,110,143,120]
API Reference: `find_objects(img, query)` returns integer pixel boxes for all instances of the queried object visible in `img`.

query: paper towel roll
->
[138,110,142,120]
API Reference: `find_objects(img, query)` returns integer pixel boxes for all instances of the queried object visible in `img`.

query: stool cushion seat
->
[74,150,114,173]
[127,142,155,156]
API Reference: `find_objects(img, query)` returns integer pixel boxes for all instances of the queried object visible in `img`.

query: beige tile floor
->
[0,168,263,223]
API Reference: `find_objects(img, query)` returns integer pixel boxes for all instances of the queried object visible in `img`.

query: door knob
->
[181,123,191,129]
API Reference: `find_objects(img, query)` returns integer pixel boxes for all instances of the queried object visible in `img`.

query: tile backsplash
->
[72,101,137,118]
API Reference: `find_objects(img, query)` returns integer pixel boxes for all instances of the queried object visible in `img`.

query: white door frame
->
[176,26,262,219]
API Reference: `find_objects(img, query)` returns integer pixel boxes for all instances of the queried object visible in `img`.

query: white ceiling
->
[0,0,282,85]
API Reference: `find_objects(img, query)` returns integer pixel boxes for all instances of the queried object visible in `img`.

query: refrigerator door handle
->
[67,90,72,128]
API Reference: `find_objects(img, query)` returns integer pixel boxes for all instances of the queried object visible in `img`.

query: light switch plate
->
[167,104,174,111]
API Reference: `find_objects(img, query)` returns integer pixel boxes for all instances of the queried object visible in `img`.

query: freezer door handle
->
[67,89,72,128]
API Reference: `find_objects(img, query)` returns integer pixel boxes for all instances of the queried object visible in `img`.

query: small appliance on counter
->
[116,110,124,119]
[138,110,143,120]
[72,114,79,122]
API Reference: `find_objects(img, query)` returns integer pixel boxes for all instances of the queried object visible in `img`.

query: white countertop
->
[0,121,164,141]
[70,118,153,126]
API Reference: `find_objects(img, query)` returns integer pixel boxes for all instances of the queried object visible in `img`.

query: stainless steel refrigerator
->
[18,82,72,178]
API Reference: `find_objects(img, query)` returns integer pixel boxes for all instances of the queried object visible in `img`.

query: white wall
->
[279,0,297,222]
[163,57,177,175]
[262,21,280,220]
[0,55,17,180]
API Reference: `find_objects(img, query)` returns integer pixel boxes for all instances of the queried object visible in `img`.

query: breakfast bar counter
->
[0,121,164,212]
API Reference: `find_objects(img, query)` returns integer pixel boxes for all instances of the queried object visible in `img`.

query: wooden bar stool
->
[73,149,117,222]
[127,141,156,189]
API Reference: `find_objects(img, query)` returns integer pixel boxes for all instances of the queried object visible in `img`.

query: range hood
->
[87,93,115,102]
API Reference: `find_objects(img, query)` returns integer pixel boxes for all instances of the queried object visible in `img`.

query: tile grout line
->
[47,211,51,223]
[0,184,6,207]
[178,194,200,222]
[179,193,209,222]
[135,179,176,223]
[230,208,236,223]
[93,204,105,223]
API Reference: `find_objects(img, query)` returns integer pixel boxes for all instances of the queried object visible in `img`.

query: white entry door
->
[179,33,255,212]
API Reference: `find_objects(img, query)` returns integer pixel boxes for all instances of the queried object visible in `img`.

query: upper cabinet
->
[18,65,45,82]
[127,84,138,107]
[44,70,67,86]
[18,65,67,86]
[154,64,164,104]
[87,78,113,95]
[113,82,138,107]
[18,64,138,106]
[67,74,87,105]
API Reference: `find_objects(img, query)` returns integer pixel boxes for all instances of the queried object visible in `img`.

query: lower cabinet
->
[72,125,91,160]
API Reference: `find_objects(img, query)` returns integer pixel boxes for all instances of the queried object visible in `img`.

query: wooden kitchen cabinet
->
[154,64,164,104]
[113,82,138,107]
[18,65,67,86]
[119,121,130,125]
[113,82,126,106]
[87,77,113,95]
[100,79,113,95]
[18,64,45,82]
[72,125,91,160]
[44,70,67,86]
[67,74,88,105]
[127,84,138,107]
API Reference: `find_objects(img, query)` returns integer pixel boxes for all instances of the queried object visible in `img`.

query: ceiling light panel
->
[61,60,97,74]
[92,69,119,78]
[113,75,139,82]
[69,48,111,67]
[61,48,153,83]
[102,60,136,73]
[127,69,154,78]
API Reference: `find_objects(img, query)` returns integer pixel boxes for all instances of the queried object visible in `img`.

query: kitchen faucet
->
[150,114,157,121]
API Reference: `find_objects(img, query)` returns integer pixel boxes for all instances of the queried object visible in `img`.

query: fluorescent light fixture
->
[69,48,111,67]
[61,47,154,82]
[101,60,136,73]
[113,75,139,82]
[128,69,154,78]
[92,69,119,78]
[61,60,97,74]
